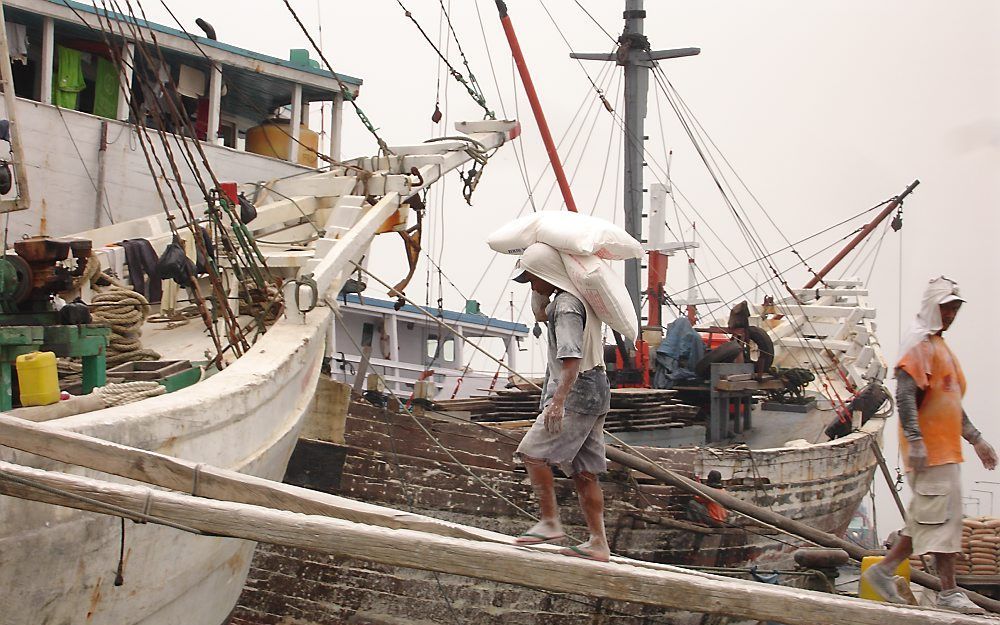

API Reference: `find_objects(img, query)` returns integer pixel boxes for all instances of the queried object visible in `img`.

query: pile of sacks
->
[488,211,642,341]
[909,517,1000,576]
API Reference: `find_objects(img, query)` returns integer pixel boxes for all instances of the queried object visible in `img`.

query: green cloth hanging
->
[52,46,85,110]
[92,57,119,119]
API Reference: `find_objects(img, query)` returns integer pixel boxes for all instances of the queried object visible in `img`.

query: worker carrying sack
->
[488,211,643,260]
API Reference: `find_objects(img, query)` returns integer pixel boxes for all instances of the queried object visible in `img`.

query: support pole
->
[494,1,577,213]
[116,42,134,121]
[93,121,109,228]
[329,93,343,162]
[39,17,53,105]
[289,83,302,163]
[206,61,222,145]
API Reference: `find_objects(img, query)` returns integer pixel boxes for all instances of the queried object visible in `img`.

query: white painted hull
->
[0,309,330,625]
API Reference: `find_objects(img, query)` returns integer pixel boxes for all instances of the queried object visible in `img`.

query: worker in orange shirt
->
[862,277,997,614]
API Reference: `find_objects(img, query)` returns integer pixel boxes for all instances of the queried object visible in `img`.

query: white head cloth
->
[896,276,965,373]
[516,243,604,371]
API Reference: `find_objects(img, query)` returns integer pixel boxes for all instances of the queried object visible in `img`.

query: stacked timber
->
[910,517,1000,576]
[605,388,699,432]
[432,387,699,432]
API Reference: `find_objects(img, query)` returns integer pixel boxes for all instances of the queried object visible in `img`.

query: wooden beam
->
[116,42,134,121]
[0,413,495,543]
[289,83,302,163]
[39,17,54,105]
[0,461,990,625]
[329,93,343,161]
[206,62,222,145]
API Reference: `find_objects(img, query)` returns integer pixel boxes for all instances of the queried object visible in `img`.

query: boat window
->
[426,334,455,362]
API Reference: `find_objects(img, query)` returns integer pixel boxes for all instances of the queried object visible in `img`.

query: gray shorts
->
[901,463,963,555]
[514,410,608,476]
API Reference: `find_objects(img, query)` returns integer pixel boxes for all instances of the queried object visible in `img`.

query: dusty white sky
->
[141,0,999,537]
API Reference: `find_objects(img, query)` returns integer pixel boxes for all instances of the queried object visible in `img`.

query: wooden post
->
[39,17,53,105]
[0,412,493,541]
[0,459,992,625]
[329,92,343,162]
[352,345,371,394]
[206,61,222,145]
[116,42,135,121]
[289,83,302,163]
[93,121,109,228]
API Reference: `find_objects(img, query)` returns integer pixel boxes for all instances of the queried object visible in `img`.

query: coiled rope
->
[89,285,161,367]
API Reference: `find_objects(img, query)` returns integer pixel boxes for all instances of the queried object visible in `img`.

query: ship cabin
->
[0,0,362,237]
[331,294,529,400]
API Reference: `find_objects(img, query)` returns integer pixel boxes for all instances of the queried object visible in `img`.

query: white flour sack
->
[487,211,643,260]
[561,253,639,342]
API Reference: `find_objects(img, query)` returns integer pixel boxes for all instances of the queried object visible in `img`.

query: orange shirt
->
[898,335,966,469]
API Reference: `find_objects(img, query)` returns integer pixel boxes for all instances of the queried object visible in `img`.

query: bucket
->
[859,555,910,601]
[16,351,60,406]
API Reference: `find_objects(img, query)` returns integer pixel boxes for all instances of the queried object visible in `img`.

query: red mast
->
[495,1,578,213]
[804,180,919,289]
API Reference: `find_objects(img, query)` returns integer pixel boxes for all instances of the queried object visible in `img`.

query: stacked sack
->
[909,517,1000,576]
[488,211,643,341]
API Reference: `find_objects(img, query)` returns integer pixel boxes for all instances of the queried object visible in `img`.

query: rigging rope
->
[279,0,394,155]
[394,0,495,119]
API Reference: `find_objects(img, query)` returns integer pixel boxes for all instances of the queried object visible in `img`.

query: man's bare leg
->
[566,471,610,561]
[516,456,564,543]
[935,552,957,591]
[879,534,914,570]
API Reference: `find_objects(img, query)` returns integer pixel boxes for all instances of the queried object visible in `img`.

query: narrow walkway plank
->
[0,461,992,625]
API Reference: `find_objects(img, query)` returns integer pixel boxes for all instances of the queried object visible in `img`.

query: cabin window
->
[425,334,455,363]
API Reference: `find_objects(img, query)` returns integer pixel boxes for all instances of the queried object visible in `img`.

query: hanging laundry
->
[120,238,163,303]
[53,46,86,110]
[5,23,27,65]
[92,57,120,119]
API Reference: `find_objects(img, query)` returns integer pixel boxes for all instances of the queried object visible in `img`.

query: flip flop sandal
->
[559,545,610,562]
[514,532,565,545]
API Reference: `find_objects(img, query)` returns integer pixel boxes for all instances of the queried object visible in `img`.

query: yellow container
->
[245,118,319,167]
[859,556,910,601]
[16,351,60,407]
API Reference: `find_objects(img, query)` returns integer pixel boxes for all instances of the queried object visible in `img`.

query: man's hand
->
[543,401,564,434]
[975,439,998,470]
[908,438,928,472]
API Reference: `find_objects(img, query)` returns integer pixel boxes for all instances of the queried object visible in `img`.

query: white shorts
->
[901,463,963,555]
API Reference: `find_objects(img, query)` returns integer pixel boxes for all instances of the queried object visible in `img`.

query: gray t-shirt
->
[540,291,611,416]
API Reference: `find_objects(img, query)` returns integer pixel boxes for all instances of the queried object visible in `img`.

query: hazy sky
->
[139,0,999,536]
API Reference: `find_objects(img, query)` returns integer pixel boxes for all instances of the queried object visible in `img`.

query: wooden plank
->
[0,413,498,544]
[0,460,990,625]
[352,346,372,394]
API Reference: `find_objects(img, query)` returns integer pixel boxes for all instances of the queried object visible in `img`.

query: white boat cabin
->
[0,0,362,237]
[330,293,529,400]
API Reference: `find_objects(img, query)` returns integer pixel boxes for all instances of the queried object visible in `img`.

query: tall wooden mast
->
[571,1,699,318]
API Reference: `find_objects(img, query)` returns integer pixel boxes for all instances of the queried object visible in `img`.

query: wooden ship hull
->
[0,311,328,625]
